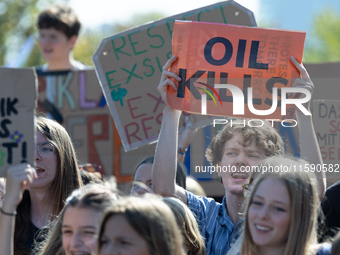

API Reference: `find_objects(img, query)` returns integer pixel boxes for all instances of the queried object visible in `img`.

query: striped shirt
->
[186,191,244,255]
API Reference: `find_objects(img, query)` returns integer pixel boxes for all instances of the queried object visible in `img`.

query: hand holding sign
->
[2,163,37,213]
[158,55,181,105]
[289,56,314,112]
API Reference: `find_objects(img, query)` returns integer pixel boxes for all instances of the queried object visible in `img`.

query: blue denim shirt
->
[186,191,244,255]
[315,243,332,255]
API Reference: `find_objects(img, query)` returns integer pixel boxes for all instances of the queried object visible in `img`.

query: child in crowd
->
[163,197,206,255]
[37,183,117,255]
[97,195,185,255]
[36,4,90,71]
[130,155,187,195]
[131,116,197,196]
[152,54,325,255]
[0,116,82,255]
[241,156,331,255]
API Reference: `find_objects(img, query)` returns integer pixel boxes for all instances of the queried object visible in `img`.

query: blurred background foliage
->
[0,0,339,67]
[0,0,68,67]
[73,12,165,66]
[303,9,340,63]
[0,0,166,67]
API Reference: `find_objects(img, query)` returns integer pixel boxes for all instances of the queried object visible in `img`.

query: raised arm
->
[0,164,37,255]
[177,116,198,163]
[152,55,188,204]
[290,56,326,198]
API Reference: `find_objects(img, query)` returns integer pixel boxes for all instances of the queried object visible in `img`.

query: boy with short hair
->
[36,5,88,71]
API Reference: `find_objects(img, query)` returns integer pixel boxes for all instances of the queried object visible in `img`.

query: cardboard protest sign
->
[168,21,306,120]
[36,69,158,185]
[37,70,118,179]
[0,68,37,177]
[305,62,340,184]
[92,1,256,152]
[313,100,340,181]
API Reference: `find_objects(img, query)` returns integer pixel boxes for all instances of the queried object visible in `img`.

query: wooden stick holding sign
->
[168,21,306,120]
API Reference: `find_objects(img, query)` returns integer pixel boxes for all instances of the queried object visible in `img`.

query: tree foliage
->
[304,8,340,63]
[73,11,166,67]
[2,2,339,67]
[1,1,163,67]
[0,0,69,66]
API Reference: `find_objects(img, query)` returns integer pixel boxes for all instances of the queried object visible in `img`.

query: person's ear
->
[68,35,78,50]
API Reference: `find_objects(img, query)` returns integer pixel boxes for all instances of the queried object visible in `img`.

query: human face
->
[99,214,150,255]
[130,163,153,195]
[38,28,76,64]
[62,207,101,255]
[217,133,265,195]
[248,178,291,252]
[30,130,58,188]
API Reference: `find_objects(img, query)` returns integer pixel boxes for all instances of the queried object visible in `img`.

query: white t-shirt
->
[41,61,92,71]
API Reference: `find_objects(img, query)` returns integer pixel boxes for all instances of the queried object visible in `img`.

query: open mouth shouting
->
[231,172,249,179]
[35,167,45,176]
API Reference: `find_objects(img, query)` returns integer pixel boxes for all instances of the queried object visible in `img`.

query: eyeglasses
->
[242,184,253,198]
[35,142,55,158]
[35,32,62,44]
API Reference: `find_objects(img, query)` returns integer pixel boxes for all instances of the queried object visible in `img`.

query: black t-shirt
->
[26,222,49,255]
[320,181,340,240]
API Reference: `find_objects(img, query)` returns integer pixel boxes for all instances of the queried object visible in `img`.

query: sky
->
[69,0,260,29]
[67,0,340,47]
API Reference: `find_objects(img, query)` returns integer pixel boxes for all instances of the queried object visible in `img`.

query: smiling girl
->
[36,183,117,255]
[241,156,331,255]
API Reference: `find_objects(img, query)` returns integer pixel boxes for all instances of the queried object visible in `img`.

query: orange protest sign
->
[168,21,307,120]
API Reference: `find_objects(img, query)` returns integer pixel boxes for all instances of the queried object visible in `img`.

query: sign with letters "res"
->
[0,68,37,177]
[168,21,307,120]
[93,1,256,152]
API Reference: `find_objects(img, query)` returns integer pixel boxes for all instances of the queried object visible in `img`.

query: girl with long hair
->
[36,183,117,255]
[241,156,331,255]
[163,197,206,255]
[0,116,82,255]
[97,195,186,255]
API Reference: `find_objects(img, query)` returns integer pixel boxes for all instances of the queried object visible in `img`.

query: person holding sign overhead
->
[0,115,82,255]
[36,5,90,71]
[152,54,325,255]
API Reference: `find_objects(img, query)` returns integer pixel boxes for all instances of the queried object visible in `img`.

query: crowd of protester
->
[1,3,340,255]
